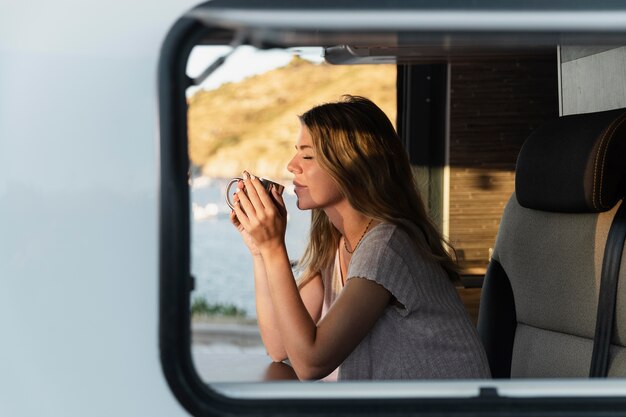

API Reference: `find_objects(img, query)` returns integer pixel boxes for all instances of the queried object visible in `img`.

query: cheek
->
[313,175,342,201]
[303,165,343,202]
[310,170,333,191]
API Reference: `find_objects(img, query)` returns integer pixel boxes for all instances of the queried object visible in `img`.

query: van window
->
[158,2,626,416]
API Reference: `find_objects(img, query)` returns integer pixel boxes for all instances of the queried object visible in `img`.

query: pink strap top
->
[319,248,343,381]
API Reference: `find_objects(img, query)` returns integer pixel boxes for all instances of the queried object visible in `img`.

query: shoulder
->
[346,223,421,316]
[361,223,409,245]
[349,222,443,283]
[349,223,415,275]
[355,223,415,261]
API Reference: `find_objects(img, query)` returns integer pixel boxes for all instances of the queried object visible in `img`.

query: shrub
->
[190,297,247,318]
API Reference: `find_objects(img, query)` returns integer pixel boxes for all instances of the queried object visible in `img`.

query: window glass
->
[186,45,397,382]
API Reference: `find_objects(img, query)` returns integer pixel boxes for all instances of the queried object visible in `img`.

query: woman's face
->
[287,125,344,210]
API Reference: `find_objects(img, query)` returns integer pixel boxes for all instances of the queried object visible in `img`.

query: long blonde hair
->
[296,95,458,288]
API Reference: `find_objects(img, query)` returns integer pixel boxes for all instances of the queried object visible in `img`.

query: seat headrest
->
[516,108,626,213]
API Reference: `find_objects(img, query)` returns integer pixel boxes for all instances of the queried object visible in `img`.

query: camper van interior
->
[159,1,626,416]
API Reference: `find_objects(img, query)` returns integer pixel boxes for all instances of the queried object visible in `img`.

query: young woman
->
[230,95,490,381]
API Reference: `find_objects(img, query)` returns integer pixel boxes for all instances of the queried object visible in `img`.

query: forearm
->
[252,255,288,361]
[260,244,321,378]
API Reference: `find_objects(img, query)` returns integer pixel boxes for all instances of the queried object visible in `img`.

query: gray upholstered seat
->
[477,108,626,378]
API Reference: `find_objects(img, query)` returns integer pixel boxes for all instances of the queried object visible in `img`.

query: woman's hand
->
[229,185,262,257]
[232,171,288,254]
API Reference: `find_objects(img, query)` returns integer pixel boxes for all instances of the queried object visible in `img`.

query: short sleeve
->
[346,224,418,316]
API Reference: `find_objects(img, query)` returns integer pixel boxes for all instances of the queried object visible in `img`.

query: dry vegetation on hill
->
[187,57,396,179]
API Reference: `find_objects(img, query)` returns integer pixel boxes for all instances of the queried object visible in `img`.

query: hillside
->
[187,57,396,179]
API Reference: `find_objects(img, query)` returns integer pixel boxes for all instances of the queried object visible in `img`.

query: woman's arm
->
[260,246,390,380]
[234,174,391,380]
[253,254,323,362]
[230,177,324,362]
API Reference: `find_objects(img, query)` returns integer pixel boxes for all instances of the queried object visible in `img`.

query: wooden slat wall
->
[448,58,559,272]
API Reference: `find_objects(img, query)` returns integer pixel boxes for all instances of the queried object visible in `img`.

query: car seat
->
[477,108,626,378]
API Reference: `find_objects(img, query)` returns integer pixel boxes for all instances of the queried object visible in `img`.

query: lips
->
[293,181,306,195]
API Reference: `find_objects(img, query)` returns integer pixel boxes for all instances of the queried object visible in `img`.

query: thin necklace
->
[344,219,374,254]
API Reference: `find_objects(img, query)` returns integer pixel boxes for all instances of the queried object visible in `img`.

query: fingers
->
[232,194,251,230]
[230,187,244,221]
[229,208,241,227]
[241,172,281,223]
[236,171,286,227]
[271,186,288,218]
[241,171,268,212]
[247,174,278,212]
[235,182,256,219]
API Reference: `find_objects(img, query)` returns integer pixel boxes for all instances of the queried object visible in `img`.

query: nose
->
[287,154,301,174]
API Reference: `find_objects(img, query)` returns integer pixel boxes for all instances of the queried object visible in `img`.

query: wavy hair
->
[296,95,458,288]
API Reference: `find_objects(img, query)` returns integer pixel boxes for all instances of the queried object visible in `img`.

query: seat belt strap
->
[590,200,626,377]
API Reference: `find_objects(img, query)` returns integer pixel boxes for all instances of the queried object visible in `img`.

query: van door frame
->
[158,3,626,416]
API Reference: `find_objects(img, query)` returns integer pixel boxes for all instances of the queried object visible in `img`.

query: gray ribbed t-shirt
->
[335,223,491,380]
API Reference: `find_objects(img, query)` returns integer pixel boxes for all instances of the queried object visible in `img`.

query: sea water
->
[190,177,310,319]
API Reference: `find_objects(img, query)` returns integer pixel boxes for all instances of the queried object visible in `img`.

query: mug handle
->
[225,177,243,210]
